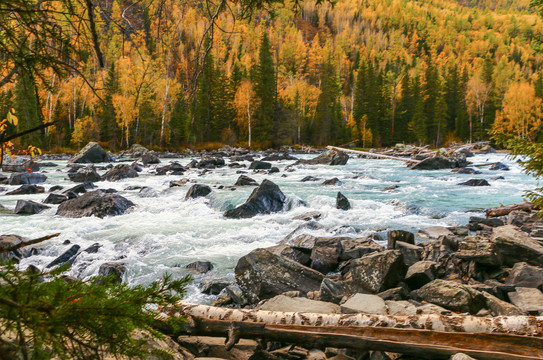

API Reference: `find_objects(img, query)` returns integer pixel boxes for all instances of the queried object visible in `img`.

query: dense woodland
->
[2,0,543,151]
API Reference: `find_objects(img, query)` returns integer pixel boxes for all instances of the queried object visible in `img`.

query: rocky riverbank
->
[0,142,539,359]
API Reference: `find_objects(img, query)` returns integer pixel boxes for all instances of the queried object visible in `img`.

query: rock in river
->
[56,190,135,218]
[294,149,349,166]
[185,184,212,200]
[224,179,286,219]
[235,248,324,304]
[8,172,47,185]
[336,192,351,210]
[14,200,50,215]
[69,142,111,163]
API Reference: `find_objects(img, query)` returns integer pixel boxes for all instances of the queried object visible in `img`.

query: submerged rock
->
[56,190,135,218]
[489,162,509,171]
[6,184,45,195]
[451,167,481,174]
[322,177,341,186]
[70,142,111,163]
[224,179,286,219]
[458,179,490,186]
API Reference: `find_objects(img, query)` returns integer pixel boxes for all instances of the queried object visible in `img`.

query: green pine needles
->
[0,258,190,359]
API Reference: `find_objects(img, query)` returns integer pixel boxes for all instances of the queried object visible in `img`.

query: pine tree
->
[100,63,120,150]
[253,32,276,147]
[314,56,342,146]
[13,72,43,147]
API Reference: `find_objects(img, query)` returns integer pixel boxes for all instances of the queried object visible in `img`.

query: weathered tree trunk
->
[173,302,543,336]
[164,303,543,360]
[486,202,534,218]
[170,316,543,360]
[326,146,420,164]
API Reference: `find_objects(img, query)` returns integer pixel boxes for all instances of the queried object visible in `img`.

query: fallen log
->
[486,202,534,218]
[172,302,543,336]
[326,146,420,164]
[165,303,543,360]
[173,317,543,360]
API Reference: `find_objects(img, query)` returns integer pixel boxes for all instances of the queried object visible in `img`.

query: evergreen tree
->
[170,95,190,148]
[13,72,43,147]
[192,50,216,144]
[253,33,276,147]
[314,56,342,145]
[100,63,120,150]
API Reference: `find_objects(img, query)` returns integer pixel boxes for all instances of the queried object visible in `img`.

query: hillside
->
[2,0,542,150]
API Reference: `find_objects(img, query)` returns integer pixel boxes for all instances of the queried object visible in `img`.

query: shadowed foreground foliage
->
[0,259,190,359]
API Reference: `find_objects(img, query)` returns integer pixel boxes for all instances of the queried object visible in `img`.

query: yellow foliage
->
[493,82,542,140]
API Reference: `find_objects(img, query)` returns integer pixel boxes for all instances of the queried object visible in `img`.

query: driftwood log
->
[164,303,543,360]
[326,146,421,164]
[486,202,534,218]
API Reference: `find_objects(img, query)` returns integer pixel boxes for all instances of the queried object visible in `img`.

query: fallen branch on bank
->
[164,303,543,360]
[326,146,421,164]
[486,202,534,218]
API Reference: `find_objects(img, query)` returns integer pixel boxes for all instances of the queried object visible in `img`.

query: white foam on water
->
[1,152,536,303]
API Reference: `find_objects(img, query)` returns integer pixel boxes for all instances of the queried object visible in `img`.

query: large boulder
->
[267,245,311,266]
[505,262,543,290]
[311,237,343,274]
[411,279,486,314]
[56,190,135,218]
[387,230,415,249]
[409,156,466,170]
[185,184,212,200]
[8,172,47,185]
[68,165,101,183]
[101,164,138,181]
[98,262,126,283]
[14,200,50,215]
[70,142,111,163]
[235,248,324,304]
[404,261,437,289]
[508,287,543,314]
[294,150,349,166]
[0,235,26,263]
[140,152,160,165]
[344,250,406,294]
[224,179,286,219]
[490,225,543,266]
[340,236,383,260]
[340,293,387,315]
[6,184,45,195]
[258,295,340,314]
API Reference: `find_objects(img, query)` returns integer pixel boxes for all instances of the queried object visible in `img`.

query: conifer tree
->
[253,32,276,147]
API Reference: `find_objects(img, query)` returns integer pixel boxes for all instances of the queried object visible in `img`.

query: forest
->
[1,0,543,151]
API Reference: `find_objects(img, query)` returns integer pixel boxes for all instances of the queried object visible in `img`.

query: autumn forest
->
[2,0,543,151]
